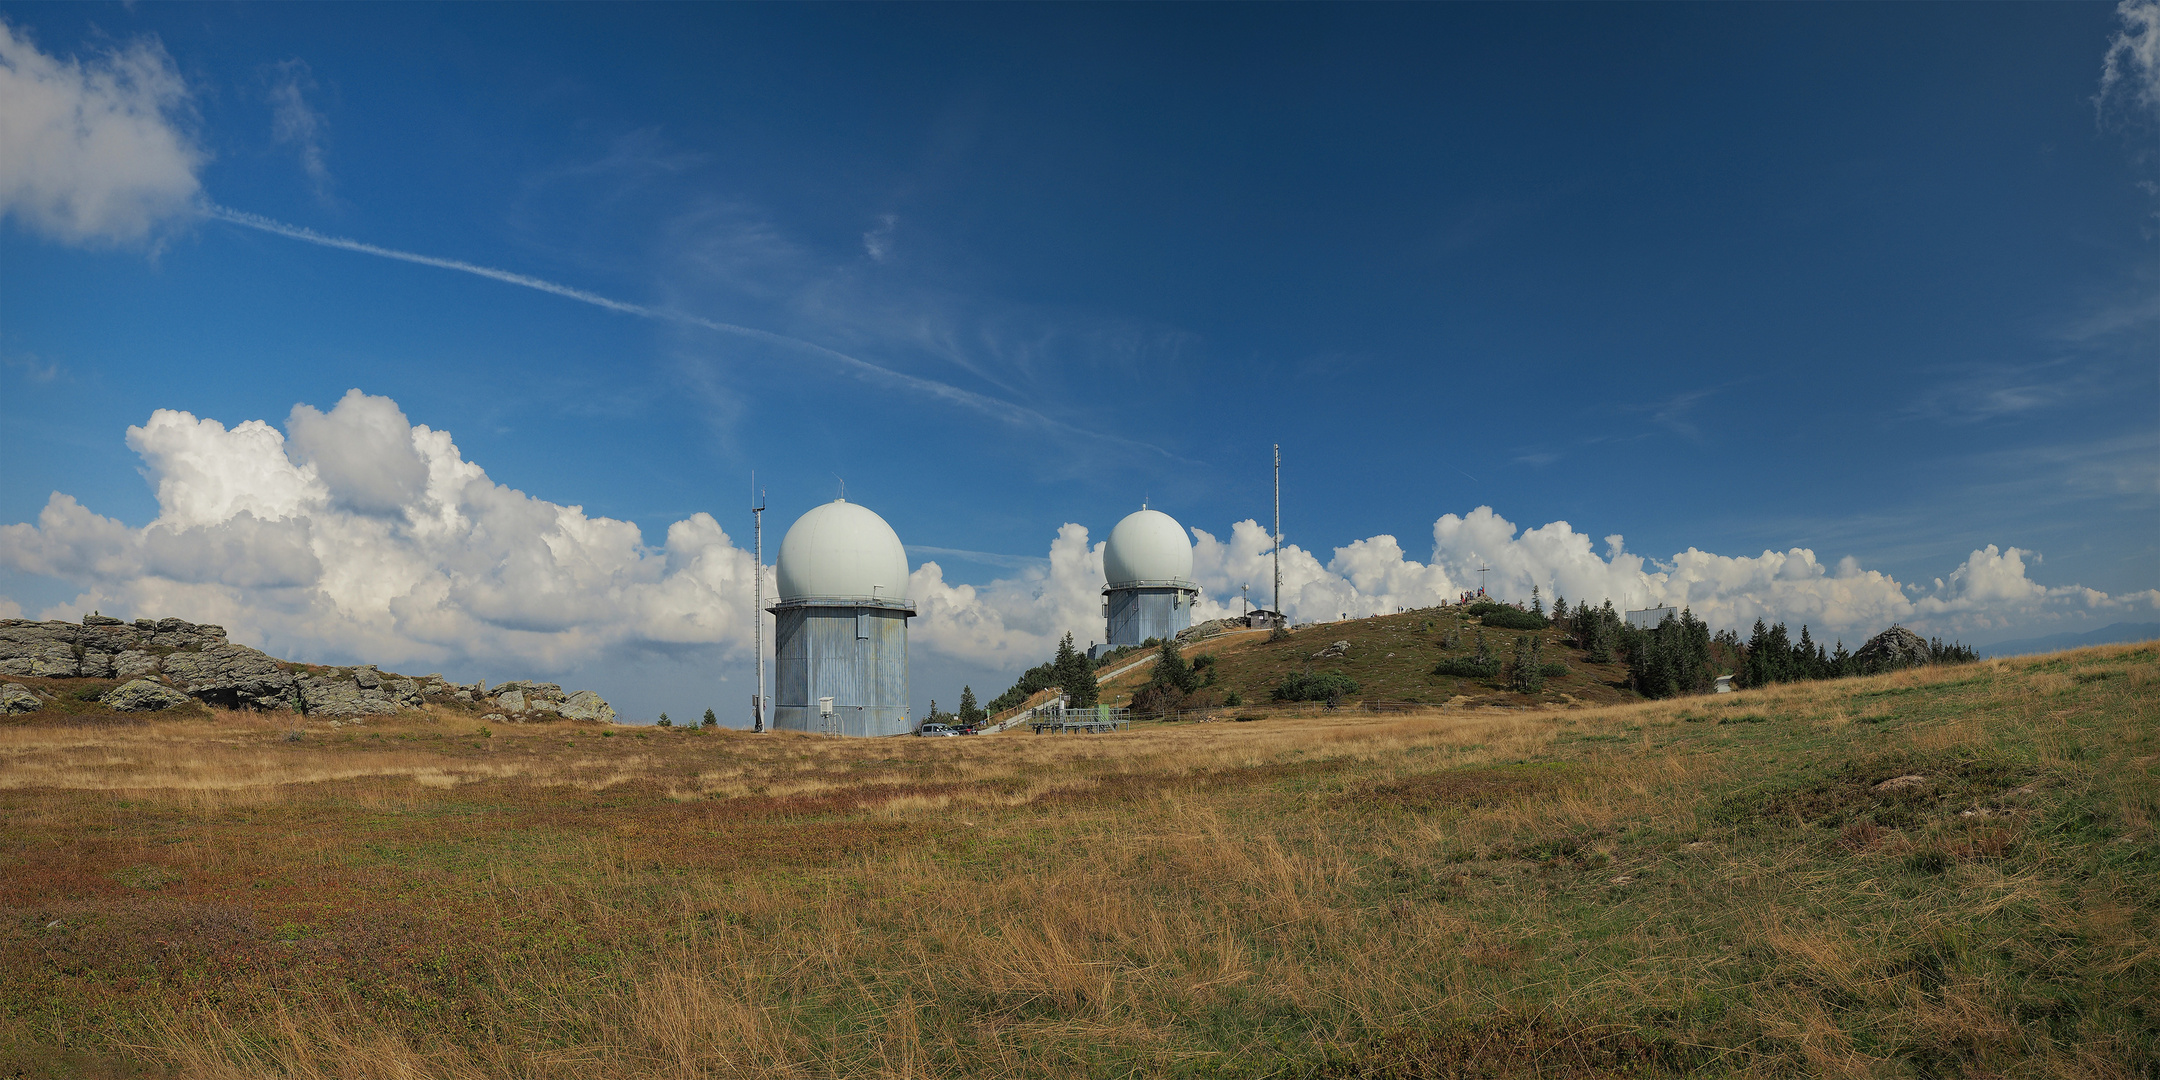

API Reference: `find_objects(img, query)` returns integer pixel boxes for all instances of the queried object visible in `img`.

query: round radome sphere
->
[1103,508,1195,588]
[775,500,911,603]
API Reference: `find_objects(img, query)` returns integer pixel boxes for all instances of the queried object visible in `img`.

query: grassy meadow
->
[2,644,2155,1078]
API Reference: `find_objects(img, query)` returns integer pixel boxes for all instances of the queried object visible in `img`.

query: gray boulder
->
[82,614,125,627]
[103,679,194,712]
[495,689,528,714]
[1,683,42,715]
[1311,640,1352,660]
[1854,626,1932,671]
[161,644,300,710]
[558,690,616,724]
[113,650,161,681]
[352,666,383,690]
[297,675,405,718]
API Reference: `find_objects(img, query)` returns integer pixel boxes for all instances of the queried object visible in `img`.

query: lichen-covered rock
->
[352,666,383,690]
[79,651,115,678]
[559,690,615,724]
[103,679,195,712]
[495,689,528,714]
[297,675,405,718]
[161,644,300,710]
[113,650,161,681]
[1,683,42,714]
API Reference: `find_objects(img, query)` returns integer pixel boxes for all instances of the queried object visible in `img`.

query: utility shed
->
[768,499,916,737]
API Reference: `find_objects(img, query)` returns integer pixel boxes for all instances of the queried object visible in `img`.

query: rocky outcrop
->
[103,679,195,712]
[0,615,618,724]
[1854,626,1932,671]
[1311,640,1352,660]
[161,644,302,710]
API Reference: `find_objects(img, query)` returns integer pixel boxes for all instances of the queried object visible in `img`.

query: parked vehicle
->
[918,723,958,737]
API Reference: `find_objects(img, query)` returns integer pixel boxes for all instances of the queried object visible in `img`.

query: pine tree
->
[1530,586,1543,618]
[1475,629,1492,665]
[1053,632,1099,707]
[958,685,983,725]
[1551,595,1569,624]
[658,712,671,727]
[701,708,717,729]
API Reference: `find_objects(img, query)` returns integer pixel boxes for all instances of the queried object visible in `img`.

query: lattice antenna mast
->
[752,476,766,733]
[1272,445,1282,617]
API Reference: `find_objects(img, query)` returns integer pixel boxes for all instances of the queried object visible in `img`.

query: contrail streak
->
[203,204,1184,460]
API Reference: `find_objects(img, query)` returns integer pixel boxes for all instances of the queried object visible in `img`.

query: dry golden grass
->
[2,643,2155,1078]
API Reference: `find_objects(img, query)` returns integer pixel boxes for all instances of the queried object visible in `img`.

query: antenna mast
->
[752,477,766,733]
[1272,444,1282,617]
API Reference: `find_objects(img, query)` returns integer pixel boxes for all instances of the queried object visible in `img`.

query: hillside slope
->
[1099,606,1640,709]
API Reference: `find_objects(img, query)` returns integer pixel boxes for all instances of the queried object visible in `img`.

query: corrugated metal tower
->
[768,499,916,736]
[1102,507,1199,647]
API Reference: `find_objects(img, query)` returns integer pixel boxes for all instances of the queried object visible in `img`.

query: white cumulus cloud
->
[0,18,204,246]
[3,393,2152,694]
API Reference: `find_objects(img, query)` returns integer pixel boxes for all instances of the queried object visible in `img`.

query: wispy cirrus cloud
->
[203,205,1190,465]
[2099,0,2160,120]
[267,59,333,201]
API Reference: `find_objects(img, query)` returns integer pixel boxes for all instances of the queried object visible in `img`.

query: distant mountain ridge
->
[1977,622,2160,659]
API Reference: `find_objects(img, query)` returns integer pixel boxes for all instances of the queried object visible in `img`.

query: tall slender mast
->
[1272,444,1282,617]
[752,478,766,733]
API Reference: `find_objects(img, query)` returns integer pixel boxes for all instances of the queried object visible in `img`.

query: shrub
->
[1272,671,1358,703]
[1539,662,1569,678]
[1432,657,1501,679]
[1480,606,1549,631]
[1223,690,1242,706]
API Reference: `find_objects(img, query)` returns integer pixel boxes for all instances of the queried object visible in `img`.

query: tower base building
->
[769,596,915,736]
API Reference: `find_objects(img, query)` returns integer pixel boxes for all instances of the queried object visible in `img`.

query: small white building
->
[1624,605,1677,630]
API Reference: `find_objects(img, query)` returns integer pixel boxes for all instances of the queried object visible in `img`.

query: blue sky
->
[3,3,2155,723]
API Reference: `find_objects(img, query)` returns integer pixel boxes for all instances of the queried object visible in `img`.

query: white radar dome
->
[1103,508,1195,588]
[776,499,911,603]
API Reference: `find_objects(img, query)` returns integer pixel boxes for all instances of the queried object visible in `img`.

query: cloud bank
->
[0,19,203,246]
[3,394,2151,685]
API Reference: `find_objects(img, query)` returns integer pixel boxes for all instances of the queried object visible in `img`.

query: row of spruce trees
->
[1549,594,1977,700]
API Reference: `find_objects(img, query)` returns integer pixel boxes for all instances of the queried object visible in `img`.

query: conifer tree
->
[701,708,718,729]
[1053,632,1099,707]
[958,685,984,725]
[1530,586,1543,618]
